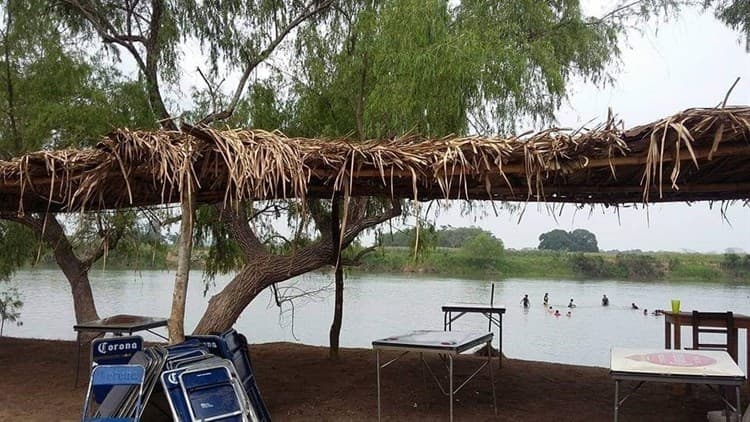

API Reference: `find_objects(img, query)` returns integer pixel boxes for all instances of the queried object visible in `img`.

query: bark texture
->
[192,199,400,335]
[168,189,195,343]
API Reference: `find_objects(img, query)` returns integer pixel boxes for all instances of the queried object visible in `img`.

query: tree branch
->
[199,0,333,125]
[215,203,266,256]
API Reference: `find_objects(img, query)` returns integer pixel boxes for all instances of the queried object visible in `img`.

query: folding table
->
[610,347,745,422]
[373,330,496,422]
[74,314,169,385]
[442,302,506,367]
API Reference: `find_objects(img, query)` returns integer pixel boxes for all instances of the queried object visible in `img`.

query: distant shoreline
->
[20,248,748,283]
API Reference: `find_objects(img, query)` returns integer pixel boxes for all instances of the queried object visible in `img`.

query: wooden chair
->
[689,311,737,362]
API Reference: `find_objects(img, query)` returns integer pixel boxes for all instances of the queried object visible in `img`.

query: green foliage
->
[408,222,438,264]
[459,232,504,269]
[538,228,599,252]
[379,226,500,249]
[568,253,613,278]
[710,0,750,51]
[723,253,750,277]
[0,223,36,281]
[614,254,664,280]
[291,0,621,138]
[0,283,22,336]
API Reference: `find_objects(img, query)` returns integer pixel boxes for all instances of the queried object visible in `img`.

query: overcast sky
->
[430,5,750,253]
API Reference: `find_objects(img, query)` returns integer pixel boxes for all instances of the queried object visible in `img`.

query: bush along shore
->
[27,244,750,283]
[355,247,750,282]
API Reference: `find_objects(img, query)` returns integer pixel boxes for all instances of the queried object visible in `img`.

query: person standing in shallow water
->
[543,293,549,306]
[602,294,609,306]
[521,294,530,308]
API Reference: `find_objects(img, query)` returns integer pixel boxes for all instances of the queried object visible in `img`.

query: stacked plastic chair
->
[82,345,168,422]
[186,329,271,422]
[161,334,265,422]
[82,329,270,422]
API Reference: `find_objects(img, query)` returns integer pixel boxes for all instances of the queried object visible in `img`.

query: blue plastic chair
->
[187,329,271,421]
[82,364,145,422]
[180,366,245,421]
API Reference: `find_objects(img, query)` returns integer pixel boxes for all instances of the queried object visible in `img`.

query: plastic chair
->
[82,364,146,422]
[180,365,246,421]
[187,329,271,421]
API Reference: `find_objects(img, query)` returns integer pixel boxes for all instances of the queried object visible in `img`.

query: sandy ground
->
[0,336,745,421]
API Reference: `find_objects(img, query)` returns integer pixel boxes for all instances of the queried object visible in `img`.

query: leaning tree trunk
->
[40,216,100,324]
[192,247,334,335]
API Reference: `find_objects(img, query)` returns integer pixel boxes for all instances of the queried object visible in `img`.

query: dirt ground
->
[0,336,745,421]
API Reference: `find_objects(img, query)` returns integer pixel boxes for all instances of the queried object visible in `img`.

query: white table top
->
[610,348,745,379]
[372,330,492,354]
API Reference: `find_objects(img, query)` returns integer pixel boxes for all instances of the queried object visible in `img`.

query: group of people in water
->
[520,293,663,317]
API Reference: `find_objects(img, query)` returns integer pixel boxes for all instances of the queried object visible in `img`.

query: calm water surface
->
[5,269,750,369]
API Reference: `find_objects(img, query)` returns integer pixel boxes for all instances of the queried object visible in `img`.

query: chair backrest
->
[691,311,737,361]
[187,329,271,421]
[91,336,144,403]
[82,365,145,422]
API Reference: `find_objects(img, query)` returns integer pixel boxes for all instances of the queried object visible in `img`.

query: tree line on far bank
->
[365,226,749,282]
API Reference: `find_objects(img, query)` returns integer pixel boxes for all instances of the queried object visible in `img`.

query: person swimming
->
[631,302,639,310]
[643,309,648,315]
[568,298,576,308]
[602,294,609,306]
[543,293,549,306]
[548,306,554,313]
[521,294,530,308]
[566,311,572,317]
[554,310,561,317]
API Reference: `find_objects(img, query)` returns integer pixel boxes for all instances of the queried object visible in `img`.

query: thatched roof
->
[0,106,749,213]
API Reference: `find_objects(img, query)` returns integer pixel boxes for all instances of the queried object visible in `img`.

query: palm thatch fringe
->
[0,106,748,213]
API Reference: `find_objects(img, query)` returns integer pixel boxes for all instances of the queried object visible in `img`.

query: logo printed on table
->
[626,352,717,367]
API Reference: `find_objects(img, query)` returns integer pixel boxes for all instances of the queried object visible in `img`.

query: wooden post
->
[168,173,195,344]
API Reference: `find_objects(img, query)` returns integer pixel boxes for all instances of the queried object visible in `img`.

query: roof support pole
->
[167,168,195,344]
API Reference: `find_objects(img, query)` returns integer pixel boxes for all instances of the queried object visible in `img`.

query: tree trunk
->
[42,216,100,324]
[192,247,334,334]
[168,186,195,343]
[329,197,343,360]
[192,200,401,335]
[329,264,344,360]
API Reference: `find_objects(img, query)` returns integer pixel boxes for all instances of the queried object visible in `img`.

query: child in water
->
[566,311,572,317]
[568,299,576,308]
[521,294,530,308]
[554,310,561,317]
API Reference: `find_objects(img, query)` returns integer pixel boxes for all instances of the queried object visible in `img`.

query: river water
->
[4,269,750,369]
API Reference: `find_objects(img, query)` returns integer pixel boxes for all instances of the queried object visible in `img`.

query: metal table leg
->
[74,331,81,387]
[488,341,497,414]
[449,354,453,422]
[377,350,381,421]
[614,380,620,422]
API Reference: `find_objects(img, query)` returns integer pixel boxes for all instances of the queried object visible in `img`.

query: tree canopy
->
[538,228,599,252]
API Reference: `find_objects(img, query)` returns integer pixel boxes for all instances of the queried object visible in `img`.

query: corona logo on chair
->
[96,341,139,355]
[91,335,143,360]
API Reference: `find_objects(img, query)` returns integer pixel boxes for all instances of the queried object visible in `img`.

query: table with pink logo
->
[610,347,745,422]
